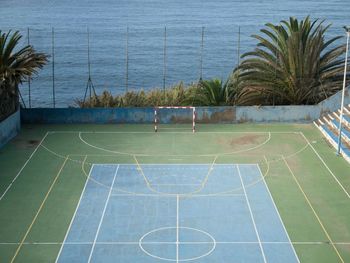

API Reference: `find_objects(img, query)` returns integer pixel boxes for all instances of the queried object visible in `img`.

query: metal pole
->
[163,26,167,95]
[273,52,278,106]
[88,27,92,101]
[154,108,158,132]
[126,26,129,93]
[199,26,204,81]
[237,26,241,66]
[192,107,196,133]
[27,28,31,108]
[52,27,56,108]
[337,28,350,155]
[87,27,91,78]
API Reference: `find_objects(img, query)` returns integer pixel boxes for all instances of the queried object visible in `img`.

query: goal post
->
[154,106,196,133]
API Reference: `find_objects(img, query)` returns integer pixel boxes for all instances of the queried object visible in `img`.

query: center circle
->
[139,226,216,262]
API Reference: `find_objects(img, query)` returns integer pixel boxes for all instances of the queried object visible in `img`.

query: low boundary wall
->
[21,87,350,124]
[0,110,21,148]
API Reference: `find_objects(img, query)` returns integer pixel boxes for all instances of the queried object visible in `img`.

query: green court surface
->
[0,123,349,263]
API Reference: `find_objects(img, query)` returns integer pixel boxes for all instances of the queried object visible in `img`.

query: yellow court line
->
[282,156,345,263]
[199,155,218,188]
[133,155,218,196]
[133,155,153,188]
[10,156,69,263]
[299,132,350,199]
[81,155,90,177]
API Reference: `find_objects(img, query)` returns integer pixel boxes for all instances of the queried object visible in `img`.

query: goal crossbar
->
[154,106,196,133]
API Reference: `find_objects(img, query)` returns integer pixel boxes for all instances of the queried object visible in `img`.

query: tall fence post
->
[52,27,56,108]
[237,25,241,66]
[199,26,204,81]
[27,28,31,108]
[125,26,129,93]
[163,26,167,95]
[83,27,97,106]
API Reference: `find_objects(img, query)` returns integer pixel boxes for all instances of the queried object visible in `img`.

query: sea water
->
[1,0,349,107]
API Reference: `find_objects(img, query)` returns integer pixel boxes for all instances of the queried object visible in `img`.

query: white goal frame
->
[154,106,196,133]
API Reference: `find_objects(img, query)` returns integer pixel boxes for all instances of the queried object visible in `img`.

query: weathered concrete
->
[21,108,154,124]
[0,110,21,148]
[21,87,350,124]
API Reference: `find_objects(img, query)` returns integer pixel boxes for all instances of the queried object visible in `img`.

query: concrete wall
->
[0,110,21,148]
[235,105,317,123]
[18,105,327,124]
[318,86,350,115]
[21,87,350,124]
[21,108,155,124]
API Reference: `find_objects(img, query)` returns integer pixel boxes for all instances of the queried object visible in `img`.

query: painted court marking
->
[50,131,300,134]
[300,132,350,199]
[132,155,218,196]
[11,155,69,263]
[87,165,119,262]
[138,226,217,262]
[2,241,350,245]
[256,163,300,263]
[283,156,345,263]
[237,165,267,263]
[55,164,95,263]
[56,163,299,263]
[0,132,49,201]
[78,131,272,157]
[176,195,179,263]
[4,129,348,262]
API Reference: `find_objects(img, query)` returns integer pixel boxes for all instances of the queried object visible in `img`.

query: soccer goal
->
[154,106,196,133]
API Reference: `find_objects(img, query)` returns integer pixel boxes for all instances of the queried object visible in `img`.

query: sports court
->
[0,123,350,263]
[56,164,298,262]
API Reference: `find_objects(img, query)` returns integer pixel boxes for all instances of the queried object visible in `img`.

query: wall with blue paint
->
[19,105,324,124]
[0,110,21,148]
[318,86,350,115]
[21,87,349,124]
[21,108,155,124]
[235,105,317,123]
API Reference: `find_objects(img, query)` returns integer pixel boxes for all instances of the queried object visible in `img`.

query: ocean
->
[1,0,349,107]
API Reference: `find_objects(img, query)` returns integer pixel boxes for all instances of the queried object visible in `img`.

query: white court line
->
[2,241,350,245]
[50,130,300,134]
[0,132,49,201]
[87,165,119,263]
[79,131,271,157]
[256,163,300,263]
[283,156,345,263]
[110,193,245,197]
[94,163,258,166]
[55,163,94,263]
[132,156,218,196]
[176,195,180,263]
[237,165,267,263]
[300,132,350,199]
[151,183,201,186]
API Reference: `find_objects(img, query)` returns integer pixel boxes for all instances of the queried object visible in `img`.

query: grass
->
[0,123,349,262]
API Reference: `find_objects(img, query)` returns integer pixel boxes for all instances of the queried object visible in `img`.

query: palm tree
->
[238,16,347,105]
[0,30,48,120]
[187,79,228,106]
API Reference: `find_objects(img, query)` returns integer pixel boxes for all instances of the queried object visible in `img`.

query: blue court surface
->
[56,164,300,263]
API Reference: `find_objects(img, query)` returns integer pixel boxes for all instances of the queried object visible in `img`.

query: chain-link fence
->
[15,26,259,107]
[13,24,346,108]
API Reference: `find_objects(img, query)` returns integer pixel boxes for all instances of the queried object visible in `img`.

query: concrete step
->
[325,117,350,145]
[314,104,350,164]
[314,119,321,127]
[334,110,350,128]
[315,121,350,163]
[345,107,350,115]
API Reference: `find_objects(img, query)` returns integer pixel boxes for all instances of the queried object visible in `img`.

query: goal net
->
[154,106,196,133]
